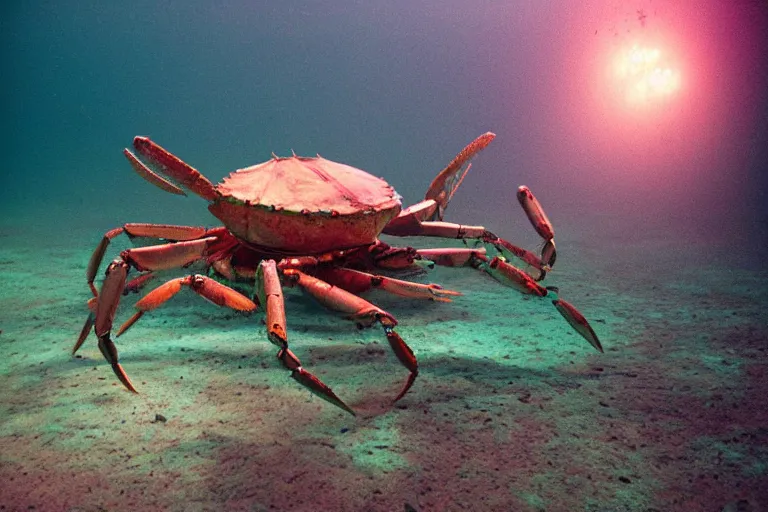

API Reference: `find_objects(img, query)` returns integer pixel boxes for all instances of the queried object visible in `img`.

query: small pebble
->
[154,414,167,423]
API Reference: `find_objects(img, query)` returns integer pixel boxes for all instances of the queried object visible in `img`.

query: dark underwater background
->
[2,1,768,511]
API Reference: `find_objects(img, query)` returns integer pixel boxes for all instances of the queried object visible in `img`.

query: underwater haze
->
[2,1,768,511]
[3,0,767,250]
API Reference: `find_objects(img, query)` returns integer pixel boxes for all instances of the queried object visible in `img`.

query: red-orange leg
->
[516,186,557,268]
[73,297,98,355]
[118,274,256,337]
[82,234,251,393]
[384,202,487,240]
[472,256,603,353]
[91,260,137,392]
[384,207,547,280]
[551,292,603,353]
[123,272,156,295]
[256,260,288,349]
[415,247,486,267]
[86,223,210,296]
[475,255,548,297]
[316,267,461,303]
[285,269,419,403]
[120,237,217,273]
[77,232,220,356]
[480,232,549,280]
[517,186,554,241]
[256,261,355,415]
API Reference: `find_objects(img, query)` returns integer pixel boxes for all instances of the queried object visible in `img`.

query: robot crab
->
[75,132,602,415]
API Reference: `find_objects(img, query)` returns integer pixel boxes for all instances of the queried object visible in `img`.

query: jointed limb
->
[86,223,211,295]
[117,274,256,337]
[315,267,461,302]
[284,269,419,404]
[256,260,356,416]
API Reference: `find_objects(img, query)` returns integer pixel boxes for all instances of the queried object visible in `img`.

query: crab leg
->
[517,186,557,268]
[383,199,487,239]
[382,189,551,273]
[120,237,217,272]
[471,256,602,353]
[83,269,253,391]
[386,214,549,280]
[90,260,137,392]
[123,272,156,295]
[255,261,355,415]
[77,233,223,355]
[110,237,219,336]
[117,275,256,337]
[548,288,603,353]
[316,267,461,302]
[415,247,486,267]
[86,223,211,295]
[73,297,98,355]
[477,255,549,296]
[517,186,554,242]
[385,207,551,280]
[284,269,419,402]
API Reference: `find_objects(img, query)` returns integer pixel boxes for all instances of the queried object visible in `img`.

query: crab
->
[75,132,602,416]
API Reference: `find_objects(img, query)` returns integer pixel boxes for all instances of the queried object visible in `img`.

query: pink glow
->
[515,0,768,241]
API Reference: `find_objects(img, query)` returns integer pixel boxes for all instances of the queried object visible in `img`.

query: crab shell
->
[208,155,402,254]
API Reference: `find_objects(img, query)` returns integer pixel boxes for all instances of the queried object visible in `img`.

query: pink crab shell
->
[208,155,402,254]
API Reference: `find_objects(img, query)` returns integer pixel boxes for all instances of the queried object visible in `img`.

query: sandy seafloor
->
[1,217,767,512]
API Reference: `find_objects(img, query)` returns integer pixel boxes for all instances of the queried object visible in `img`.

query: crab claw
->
[130,137,219,201]
[425,132,496,219]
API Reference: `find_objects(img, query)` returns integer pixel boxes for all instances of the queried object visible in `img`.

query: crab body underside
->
[76,133,603,416]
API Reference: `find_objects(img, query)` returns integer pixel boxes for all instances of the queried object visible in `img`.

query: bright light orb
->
[613,44,681,105]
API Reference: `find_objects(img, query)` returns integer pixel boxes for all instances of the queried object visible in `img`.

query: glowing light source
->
[613,44,681,105]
